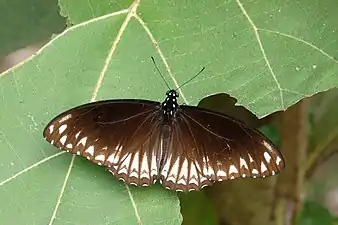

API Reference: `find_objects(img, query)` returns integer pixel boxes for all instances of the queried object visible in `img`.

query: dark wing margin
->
[159,106,285,192]
[43,100,162,187]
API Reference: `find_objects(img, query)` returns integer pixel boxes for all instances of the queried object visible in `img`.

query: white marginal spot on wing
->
[112,165,118,170]
[240,157,248,169]
[115,143,121,151]
[264,152,271,163]
[114,145,125,164]
[118,167,128,175]
[202,156,214,177]
[85,145,95,156]
[271,171,275,175]
[58,124,67,134]
[113,151,122,164]
[262,139,274,152]
[59,113,72,123]
[252,169,259,174]
[160,154,171,178]
[188,163,199,185]
[216,170,227,180]
[66,143,73,149]
[248,153,254,162]
[276,156,282,165]
[118,154,132,175]
[167,156,180,183]
[95,154,105,162]
[261,162,268,172]
[75,131,81,139]
[150,151,157,177]
[106,153,115,164]
[51,140,54,145]
[142,183,149,187]
[194,161,202,174]
[60,135,67,145]
[76,151,80,155]
[177,158,188,185]
[140,152,149,178]
[77,137,87,146]
[199,177,208,185]
[229,165,238,174]
[102,146,108,151]
[129,152,139,178]
[49,125,54,134]
[108,145,122,164]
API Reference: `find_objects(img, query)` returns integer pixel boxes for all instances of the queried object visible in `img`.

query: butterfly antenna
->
[151,57,171,90]
[175,66,205,91]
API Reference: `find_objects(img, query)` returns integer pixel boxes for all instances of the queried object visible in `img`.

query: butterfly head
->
[162,90,179,118]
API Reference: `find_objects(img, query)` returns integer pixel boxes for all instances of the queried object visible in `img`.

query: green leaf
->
[0,0,65,57]
[180,191,218,225]
[298,201,335,225]
[0,0,338,224]
[59,0,133,25]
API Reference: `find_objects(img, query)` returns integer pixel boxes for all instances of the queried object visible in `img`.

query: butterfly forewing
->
[43,100,162,187]
[159,105,285,191]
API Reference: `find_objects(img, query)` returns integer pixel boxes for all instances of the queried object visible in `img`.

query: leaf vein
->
[235,0,285,108]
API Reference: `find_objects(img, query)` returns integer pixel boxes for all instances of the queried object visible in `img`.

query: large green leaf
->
[0,0,337,224]
[0,0,65,57]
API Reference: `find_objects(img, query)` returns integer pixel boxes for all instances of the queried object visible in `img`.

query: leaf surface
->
[0,0,65,57]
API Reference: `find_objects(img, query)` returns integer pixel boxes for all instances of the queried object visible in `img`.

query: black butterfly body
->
[43,90,285,191]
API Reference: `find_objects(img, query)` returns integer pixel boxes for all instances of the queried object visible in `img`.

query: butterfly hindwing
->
[159,105,285,191]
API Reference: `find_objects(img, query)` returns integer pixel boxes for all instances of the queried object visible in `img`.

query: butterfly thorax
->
[161,90,179,122]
